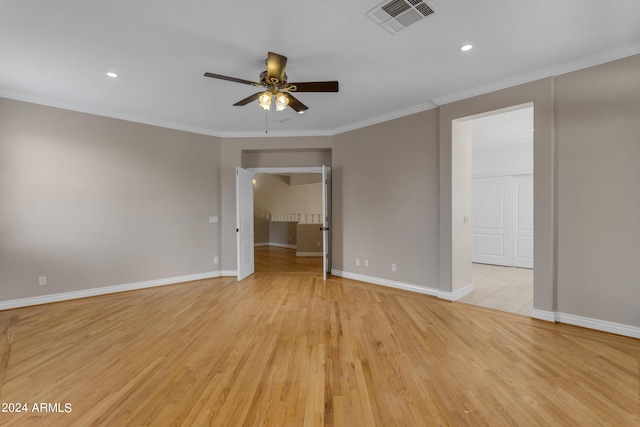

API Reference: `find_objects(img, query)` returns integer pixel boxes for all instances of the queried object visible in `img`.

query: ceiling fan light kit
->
[204,52,338,114]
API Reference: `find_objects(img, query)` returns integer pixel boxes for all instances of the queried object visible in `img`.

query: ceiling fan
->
[204,52,339,113]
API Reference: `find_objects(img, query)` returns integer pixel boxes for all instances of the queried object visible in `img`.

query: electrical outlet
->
[364,260,369,267]
[214,256,219,265]
[317,241,321,247]
[209,216,218,223]
[356,258,360,267]
[38,276,47,286]
[392,264,397,272]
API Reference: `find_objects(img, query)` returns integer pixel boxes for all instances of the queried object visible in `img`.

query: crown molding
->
[3,42,639,138]
[431,41,640,107]
[328,100,439,135]
[0,89,224,138]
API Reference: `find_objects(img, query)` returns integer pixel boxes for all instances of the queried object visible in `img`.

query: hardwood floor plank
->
[0,249,638,426]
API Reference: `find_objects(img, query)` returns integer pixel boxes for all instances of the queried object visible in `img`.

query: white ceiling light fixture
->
[258,91,272,110]
[106,72,118,78]
[275,92,289,111]
[459,44,473,52]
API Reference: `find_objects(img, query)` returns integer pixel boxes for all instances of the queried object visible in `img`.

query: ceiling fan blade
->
[204,72,263,87]
[266,52,287,83]
[289,81,339,92]
[233,92,263,106]
[284,93,308,113]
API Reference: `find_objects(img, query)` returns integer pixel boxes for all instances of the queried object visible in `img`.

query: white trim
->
[472,170,533,179]
[296,252,322,257]
[431,41,640,107]
[329,101,438,135]
[531,308,556,322]
[0,89,224,138]
[530,309,640,339]
[254,242,270,247]
[220,270,238,277]
[331,270,439,297]
[269,242,297,249]
[249,167,323,174]
[556,312,640,339]
[439,283,475,301]
[3,43,639,139]
[0,271,221,311]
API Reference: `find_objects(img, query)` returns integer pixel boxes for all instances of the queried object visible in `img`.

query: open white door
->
[321,166,331,280]
[236,167,254,281]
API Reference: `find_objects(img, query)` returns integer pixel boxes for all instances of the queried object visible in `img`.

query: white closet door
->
[512,174,534,268]
[472,176,512,266]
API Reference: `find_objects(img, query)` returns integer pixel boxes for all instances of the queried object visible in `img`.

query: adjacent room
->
[1,1,639,425]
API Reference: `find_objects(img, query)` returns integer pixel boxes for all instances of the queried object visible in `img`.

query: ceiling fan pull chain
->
[265,109,268,134]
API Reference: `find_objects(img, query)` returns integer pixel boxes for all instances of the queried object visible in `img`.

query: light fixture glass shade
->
[275,92,289,111]
[258,91,272,110]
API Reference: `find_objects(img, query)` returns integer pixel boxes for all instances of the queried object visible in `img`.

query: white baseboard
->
[439,283,474,301]
[268,242,297,249]
[254,242,270,247]
[0,271,222,311]
[220,270,238,277]
[331,270,439,297]
[531,309,639,339]
[296,252,322,257]
[531,308,556,322]
[331,270,475,302]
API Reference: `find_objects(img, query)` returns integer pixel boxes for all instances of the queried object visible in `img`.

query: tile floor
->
[457,263,533,316]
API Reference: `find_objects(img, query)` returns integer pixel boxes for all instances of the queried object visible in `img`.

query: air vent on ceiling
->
[367,0,436,34]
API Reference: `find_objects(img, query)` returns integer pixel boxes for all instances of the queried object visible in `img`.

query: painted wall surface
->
[0,98,221,301]
[555,54,640,327]
[269,222,297,246]
[472,143,533,177]
[253,173,322,244]
[451,120,472,291]
[332,110,440,288]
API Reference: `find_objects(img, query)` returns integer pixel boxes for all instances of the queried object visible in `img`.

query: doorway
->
[236,166,331,281]
[452,104,535,316]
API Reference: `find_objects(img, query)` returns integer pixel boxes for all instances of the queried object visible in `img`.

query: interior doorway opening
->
[452,103,535,316]
[236,166,331,281]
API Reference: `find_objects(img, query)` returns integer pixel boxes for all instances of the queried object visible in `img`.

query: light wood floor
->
[0,249,638,426]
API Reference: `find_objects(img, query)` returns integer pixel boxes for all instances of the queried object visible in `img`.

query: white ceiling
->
[1,0,639,137]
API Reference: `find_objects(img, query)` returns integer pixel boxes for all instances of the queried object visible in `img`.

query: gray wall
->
[0,98,221,301]
[555,54,640,326]
[332,110,440,288]
[2,53,639,330]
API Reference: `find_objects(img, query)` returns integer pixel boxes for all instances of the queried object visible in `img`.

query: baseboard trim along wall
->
[331,269,440,297]
[0,271,223,311]
[331,270,476,302]
[220,270,238,277]
[438,283,475,301]
[255,242,297,249]
[531,309,640,339]
[296,252,323,257]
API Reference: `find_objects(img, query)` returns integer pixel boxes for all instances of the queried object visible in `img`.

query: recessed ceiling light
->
[106,72,118,78]
[459,44,473,52]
